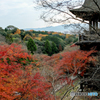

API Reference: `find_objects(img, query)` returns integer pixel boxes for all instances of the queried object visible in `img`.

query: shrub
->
[44,40,52,56]
[27,38,37,54]
[12,34,21,38]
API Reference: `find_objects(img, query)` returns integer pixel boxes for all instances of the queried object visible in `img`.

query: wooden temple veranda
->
[70,0,100,50]
[70,0,100,92]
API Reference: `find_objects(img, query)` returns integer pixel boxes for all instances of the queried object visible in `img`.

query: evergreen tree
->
[44,40,52,56]
[51,42,58,54]
[27,38,37,54]
[6,33,13,44]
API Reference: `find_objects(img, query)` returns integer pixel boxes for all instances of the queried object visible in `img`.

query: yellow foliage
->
[35,37,42,40]
[66,34,71,38]
[23,34,33,41]
[42,35,48,37]
[14,29,21,34]
[33,34,35,36]
[59,33,64,36]
[52,32,58,35]
[38,34,48,37]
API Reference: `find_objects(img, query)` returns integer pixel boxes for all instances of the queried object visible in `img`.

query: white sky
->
[0,0,85,29]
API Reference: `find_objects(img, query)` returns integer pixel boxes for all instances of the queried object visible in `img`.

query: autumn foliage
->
[35,49,96,87]
[0,43,53,100]
[54,49,96,84]
[0,43,96,100]
[14,29,21,34]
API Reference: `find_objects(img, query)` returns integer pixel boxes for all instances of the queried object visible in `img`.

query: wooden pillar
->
[89,20,92,32]
[98,21,100,29]
[96,20,98,30]
[92,21,94,30]
[93,20,95,29]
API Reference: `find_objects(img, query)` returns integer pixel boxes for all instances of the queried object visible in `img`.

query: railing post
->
[88,34,89,41]
[82,33,83,41]
[78,34,80,42]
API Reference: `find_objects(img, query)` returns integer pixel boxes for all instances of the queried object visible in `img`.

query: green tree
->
[25,31,33,36]
[12,34,21,38]
[42,35,65,51]
[51,42,58,54]
[5,25,18,34]
[20,32,25,40]
[11,28,17,34]
[6,25,17,31]
[73,38,78,43]
[44,40,52,56]
[5,33,13,44]
[0,27,7,36]
[0,27,4,31]
[27,38,37,54]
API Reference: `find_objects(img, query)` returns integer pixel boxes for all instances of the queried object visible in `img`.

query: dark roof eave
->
[70,9,99,13]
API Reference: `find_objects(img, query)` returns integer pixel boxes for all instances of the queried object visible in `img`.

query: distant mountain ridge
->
[24,23,88,34]
[24,25,68,32]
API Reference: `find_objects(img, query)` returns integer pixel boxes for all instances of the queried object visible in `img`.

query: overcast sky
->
[0,0,49,29]
[0,0,84,29]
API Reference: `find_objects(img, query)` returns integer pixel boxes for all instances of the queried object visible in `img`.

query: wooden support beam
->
[89,20,92,33]
[93,20,95,30]
[96,20,98,30]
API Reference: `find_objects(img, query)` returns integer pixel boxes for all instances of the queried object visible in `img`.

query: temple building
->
[70,0,100,50]
[70,0,100,91]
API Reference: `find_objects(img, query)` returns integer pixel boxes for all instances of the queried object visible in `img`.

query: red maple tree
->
[54,50,96,85]
[0,43,54,100]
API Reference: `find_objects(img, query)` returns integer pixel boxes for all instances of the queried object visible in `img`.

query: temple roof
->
[70,0,100,20]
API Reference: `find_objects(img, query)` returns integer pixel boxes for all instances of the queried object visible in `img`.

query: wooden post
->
[96,20,98,30]
[89,20,92,33]
[92,21,94,31]
[79,34,80,42]
[82,33,83,41]
[88,34,89,41]
[93,20,95,30]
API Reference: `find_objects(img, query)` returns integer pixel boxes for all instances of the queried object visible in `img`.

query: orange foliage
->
[29,30,34,32]
[56,50,96,77]
[0,43,54,100]
[14,29,21,34]
[1,43,94,100]
[36,50,96,87]
[52,32,58,35]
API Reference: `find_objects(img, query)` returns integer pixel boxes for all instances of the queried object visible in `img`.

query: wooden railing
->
[78,33,100,42]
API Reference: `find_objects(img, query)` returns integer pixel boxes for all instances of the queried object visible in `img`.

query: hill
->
[24,23,88,33]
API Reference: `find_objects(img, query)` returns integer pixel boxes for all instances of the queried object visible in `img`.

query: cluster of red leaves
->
[0,43,32,65]
[17,72,53,100]
[0,43,54,100]
[56,50,96,77]
[37,50,96,87]
[38,54,61,67]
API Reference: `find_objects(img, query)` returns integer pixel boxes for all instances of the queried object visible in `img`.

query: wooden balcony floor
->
[77,34,100,45]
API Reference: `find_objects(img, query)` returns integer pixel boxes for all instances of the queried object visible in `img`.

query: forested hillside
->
[0,25,98,100]
[0,25,78,55]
